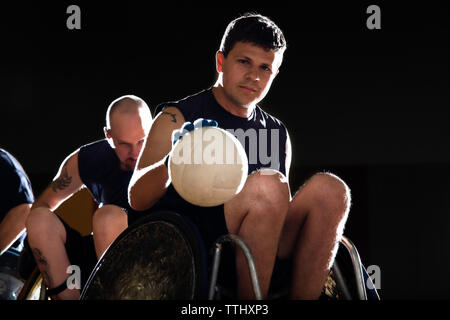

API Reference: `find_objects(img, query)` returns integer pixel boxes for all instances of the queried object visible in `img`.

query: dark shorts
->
[134,185,229,253]
[57,216,97,289]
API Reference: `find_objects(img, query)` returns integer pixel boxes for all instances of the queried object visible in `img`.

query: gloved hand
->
[172,118,218,145]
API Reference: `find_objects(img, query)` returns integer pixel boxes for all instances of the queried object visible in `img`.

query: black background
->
[1,1,449,299]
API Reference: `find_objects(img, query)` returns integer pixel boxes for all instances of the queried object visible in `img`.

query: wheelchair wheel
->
[81,211,208,300]
[0,247,26,300]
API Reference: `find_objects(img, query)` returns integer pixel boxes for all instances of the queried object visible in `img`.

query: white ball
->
[169,126,248,207]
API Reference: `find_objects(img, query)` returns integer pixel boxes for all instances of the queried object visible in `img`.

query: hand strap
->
[46,278,68,297]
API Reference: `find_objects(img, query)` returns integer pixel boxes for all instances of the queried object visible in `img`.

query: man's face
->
[107,113,148,171]
[217,41,283,109]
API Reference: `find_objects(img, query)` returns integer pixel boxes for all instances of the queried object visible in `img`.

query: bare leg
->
[278,172,351,299]
[26,207,80,299]
[224,169,290,299]
[92,205,128,259]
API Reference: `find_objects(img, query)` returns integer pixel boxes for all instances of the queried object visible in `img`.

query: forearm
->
[129,160,170,211]
[30,149,83,213]
[128,106,185,211]
[31,187,70,212]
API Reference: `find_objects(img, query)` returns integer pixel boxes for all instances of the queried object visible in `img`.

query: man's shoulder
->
[0,149,34,205]
[155,89,211,115]
[79,139,110,154]
[78,139,114,169]
[0,148,27,177]
[0,148,14,169]
[255,106,287,131]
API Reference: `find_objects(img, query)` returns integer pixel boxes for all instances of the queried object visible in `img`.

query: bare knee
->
[243,169,289,218]
[26,207,65,243]
[26,207,55,234]
[256,168,289,198]
[304,172,351,221]
[92,205,127,232]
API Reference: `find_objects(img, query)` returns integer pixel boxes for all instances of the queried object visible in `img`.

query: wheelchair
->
[17,210,379,300]
[0,237,28,300]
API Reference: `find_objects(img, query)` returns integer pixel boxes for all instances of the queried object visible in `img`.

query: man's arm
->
[32,150,84,211]
[128,106,185,211]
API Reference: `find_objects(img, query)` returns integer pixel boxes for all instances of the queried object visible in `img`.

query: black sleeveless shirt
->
[0,149,34,220]
[78,139,141,224]
[156,88,288,176]
[153,89,288,254]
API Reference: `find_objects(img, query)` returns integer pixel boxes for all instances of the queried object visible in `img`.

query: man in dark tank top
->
[25,96,152,299]
[129,13,351,300]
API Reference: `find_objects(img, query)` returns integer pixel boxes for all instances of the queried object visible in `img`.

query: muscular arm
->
[128,107,185,211]
[32,150,84,212]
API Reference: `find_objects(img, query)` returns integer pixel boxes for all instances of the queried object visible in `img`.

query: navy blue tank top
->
[156,88,288,176]
[0,149,34,223]
[152,89,289,250]
[78,140,140,223]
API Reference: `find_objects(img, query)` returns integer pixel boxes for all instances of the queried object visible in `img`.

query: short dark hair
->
[219,13,287,57]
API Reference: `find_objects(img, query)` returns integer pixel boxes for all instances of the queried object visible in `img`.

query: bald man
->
[25,95,152,299]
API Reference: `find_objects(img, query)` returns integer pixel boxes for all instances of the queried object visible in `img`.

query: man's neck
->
[212,85,255,118]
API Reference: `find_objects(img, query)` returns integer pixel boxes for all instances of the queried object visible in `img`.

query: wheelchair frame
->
[208,234,371,300]
[18,210,376,300]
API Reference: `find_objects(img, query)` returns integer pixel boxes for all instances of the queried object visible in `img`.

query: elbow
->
[128,183,156,212]
[128,173,145,211]
[128,184,144,212]
[128,165,169,211]
[129,196,149,213]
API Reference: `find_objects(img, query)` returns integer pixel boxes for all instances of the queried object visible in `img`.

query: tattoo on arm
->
[32,248,51,287]
[51,163,72,192]
[162,111,177,123]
